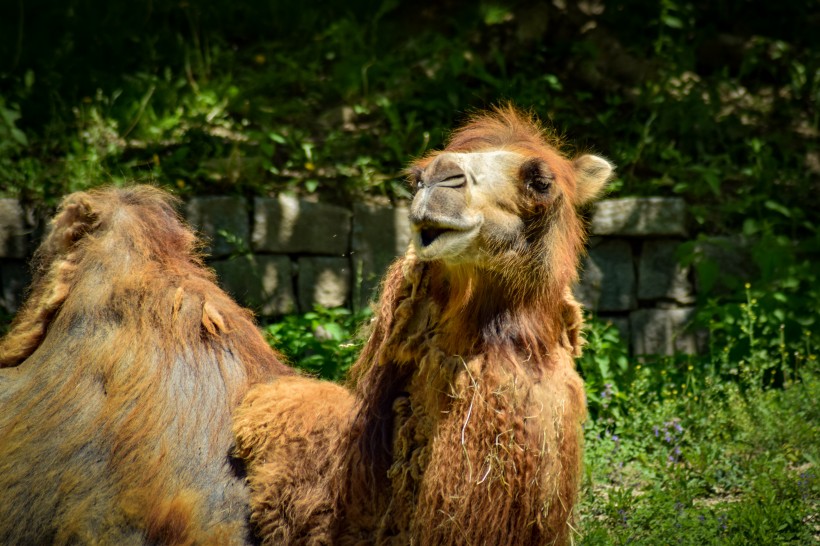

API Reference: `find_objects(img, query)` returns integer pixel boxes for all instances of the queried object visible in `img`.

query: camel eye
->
[520,159,553,195]
[527,176,552,193]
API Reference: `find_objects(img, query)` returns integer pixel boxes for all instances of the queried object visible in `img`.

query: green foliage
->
[580,367,819,544]
[264,306,372,381]
[577,318,631,420]
[1,1,818,236]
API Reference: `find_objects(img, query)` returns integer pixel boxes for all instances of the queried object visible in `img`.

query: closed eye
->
[527,176,552,193]
[519,158,553,194]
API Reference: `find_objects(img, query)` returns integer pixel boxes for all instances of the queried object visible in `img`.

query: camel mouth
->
[412,219,481,261]
[420,226,454,247]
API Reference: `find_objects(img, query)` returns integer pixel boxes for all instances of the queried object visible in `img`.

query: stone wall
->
[573,198,704,356]
[0,195,705,356]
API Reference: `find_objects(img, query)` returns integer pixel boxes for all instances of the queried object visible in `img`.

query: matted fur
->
[234,106,610,545]
[234,376,355,546]
[0,186,293,545]
[334,257,587,546]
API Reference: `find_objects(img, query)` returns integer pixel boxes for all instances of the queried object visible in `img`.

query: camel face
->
[410,150,554,265]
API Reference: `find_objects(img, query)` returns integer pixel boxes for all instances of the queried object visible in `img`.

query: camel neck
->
[425,262,565,357]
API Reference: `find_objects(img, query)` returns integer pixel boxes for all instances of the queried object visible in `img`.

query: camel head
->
[407,106,612,297]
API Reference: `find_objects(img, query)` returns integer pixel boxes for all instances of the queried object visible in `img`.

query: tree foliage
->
[0,1,817,230]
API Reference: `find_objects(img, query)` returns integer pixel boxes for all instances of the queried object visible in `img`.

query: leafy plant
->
[264,306,372,381]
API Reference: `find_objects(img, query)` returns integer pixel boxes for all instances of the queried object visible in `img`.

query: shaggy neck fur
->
[339,245,585,544]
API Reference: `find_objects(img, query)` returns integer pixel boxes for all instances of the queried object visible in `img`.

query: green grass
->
[577,289,819,544]
[578,342,818,544]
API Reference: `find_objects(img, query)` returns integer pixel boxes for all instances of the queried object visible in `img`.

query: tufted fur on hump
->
[233,376,356,546]
[0,186,292,545]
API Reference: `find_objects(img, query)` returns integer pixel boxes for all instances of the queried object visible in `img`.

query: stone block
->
[351,200,411,308]
[0,199,29,258]
[185,196,250,258]
[0,261,30,314]
[575,239,636,312]
[630,308,699,356]
[297,257,351,311]
[637,240,695,304]
[590,197,687,236]
[211,255,296,316]
[252,195,352,255]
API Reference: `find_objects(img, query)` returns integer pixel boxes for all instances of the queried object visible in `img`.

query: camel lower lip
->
[412,220,481,261]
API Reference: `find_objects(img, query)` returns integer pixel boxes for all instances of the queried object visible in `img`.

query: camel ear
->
[46,192,100,254]
[573,154,613,206]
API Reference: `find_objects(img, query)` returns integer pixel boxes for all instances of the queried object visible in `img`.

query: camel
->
[234,106,613,545]
[0,186,294,545]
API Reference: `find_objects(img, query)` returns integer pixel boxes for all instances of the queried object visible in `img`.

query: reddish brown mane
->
[404,108,589,355]
[447,105,562,153]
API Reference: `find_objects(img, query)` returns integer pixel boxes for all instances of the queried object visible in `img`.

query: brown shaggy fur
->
[0,186,293,545]
[234,377,355,545]
[234,106,611,545]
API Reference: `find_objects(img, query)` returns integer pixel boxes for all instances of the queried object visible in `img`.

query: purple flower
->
[600,383,614,408]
